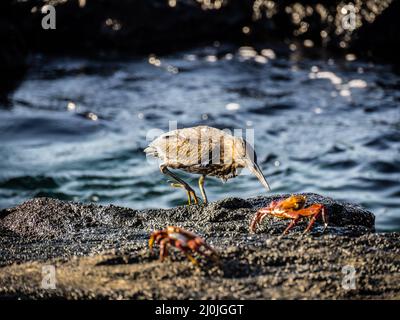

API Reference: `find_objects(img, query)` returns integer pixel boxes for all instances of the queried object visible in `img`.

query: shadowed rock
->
[1,0,399,69]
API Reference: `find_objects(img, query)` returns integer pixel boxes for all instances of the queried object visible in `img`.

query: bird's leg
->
[198,175,208,204]
[170,183,198,205]
[160,165,199,205]
[170,183,193,205]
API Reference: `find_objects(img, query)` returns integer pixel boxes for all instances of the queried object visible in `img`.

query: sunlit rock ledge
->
[0,195,398,299]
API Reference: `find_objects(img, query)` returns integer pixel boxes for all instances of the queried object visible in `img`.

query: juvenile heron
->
[144,126,271,204]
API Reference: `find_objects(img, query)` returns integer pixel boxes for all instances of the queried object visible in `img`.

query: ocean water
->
[0,43,399,232]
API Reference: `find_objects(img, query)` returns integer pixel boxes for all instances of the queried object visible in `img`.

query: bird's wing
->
[146,127,227,167]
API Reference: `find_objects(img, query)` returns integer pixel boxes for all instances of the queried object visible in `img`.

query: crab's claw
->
[149,234,155,251]
[250,207,271,233]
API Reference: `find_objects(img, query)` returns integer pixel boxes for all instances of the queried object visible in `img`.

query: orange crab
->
[250,195,328,235]
[149,226,218,265]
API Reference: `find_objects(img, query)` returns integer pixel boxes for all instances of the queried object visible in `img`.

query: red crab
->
[250,195,328,235]
[149,226,218,265]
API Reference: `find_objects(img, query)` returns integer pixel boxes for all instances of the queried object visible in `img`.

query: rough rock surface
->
[0,194,399,299]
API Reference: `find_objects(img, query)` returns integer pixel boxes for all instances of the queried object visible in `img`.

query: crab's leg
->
[303,215,318,234]
[179,230,218,259]
[249,211,262,232]
[193,238,217,256]
[196,244,219,262]
[159,238,169,261]
[321,206,328,232]
[250,209,271,232]
[303,206,326,233]
[175,241,199,265]
[295,204,326,233]
[184,252,199,265]
[149,234,156,251]
[186,238,218,262]
[282,216,300,235]
[149,232,164,252]
[267,210,301,235]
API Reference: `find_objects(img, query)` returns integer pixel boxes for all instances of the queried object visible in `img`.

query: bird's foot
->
[170,183,199,205]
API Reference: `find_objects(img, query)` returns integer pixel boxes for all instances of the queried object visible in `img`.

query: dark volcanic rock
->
[0,194,398,299]
[351,0,400,64]
[5,0,252,54]
[0,197,142,239]
[0,193,374,243]
[0,13,27,103]
[1,0,399,65]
